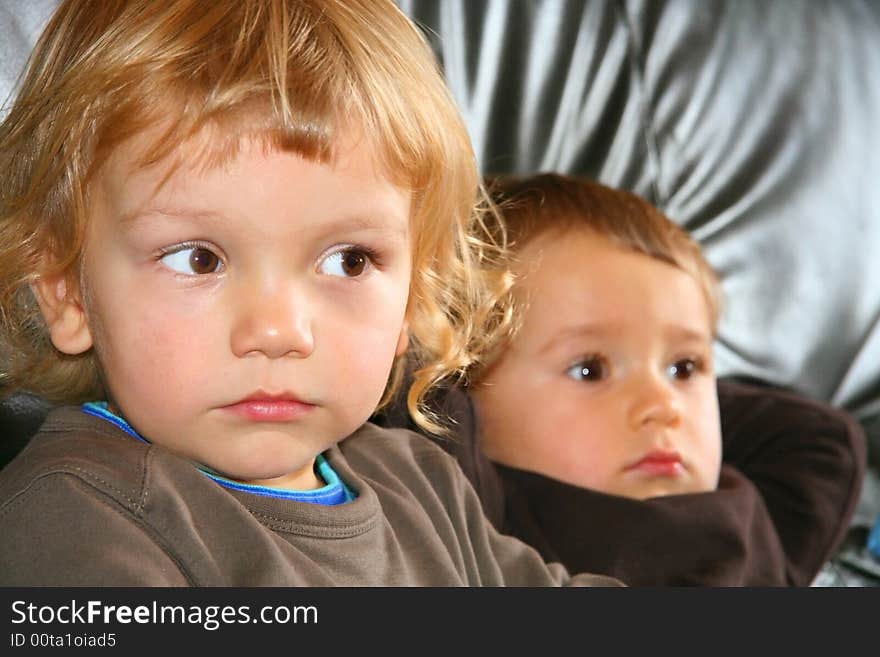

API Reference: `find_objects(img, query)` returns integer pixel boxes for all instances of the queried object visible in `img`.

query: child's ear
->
[395,321,409,356]
[31,274,93,355]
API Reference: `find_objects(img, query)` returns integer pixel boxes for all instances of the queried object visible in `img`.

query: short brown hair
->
[487,172,722,330]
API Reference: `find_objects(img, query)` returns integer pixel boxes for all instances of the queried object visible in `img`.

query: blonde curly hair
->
[0,0,514,434]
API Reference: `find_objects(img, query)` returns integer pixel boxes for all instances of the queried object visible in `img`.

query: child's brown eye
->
[318,247,373,278]
[566,356,607,382]
[190,248,220,274]
[341,250,367,276]
[668,358,699,380]
[159,245,223,275]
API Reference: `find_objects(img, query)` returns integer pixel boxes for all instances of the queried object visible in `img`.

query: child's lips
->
[625,450,685,477]
[222,391,316,422]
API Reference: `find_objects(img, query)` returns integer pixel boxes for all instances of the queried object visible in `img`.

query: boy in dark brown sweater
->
[398,173,866,585]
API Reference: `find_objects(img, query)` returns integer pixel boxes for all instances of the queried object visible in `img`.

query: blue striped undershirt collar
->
[81,401,355,505]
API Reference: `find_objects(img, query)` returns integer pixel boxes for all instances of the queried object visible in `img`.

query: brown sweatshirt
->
[0,407,620,587]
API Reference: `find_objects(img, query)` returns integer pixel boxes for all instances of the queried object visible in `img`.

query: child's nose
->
[626,372,682,431]
[229,284,314,359]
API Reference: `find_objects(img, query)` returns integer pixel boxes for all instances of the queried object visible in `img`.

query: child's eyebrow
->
[661,325,713,344]
[118,206,225,226]
[540,323,711,355]
[315,214,410,240]
[540,324,614,355]
[118,207,409,240]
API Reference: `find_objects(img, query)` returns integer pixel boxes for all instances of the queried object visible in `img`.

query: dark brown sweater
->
[376,379,866,586]
[0,407,621,586]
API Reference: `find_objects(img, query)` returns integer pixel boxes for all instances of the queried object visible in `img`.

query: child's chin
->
[626,479,711,501]
[206,450,317,487]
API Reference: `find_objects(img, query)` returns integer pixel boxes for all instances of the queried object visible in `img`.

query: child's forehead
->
[516,229,715,337]
[522,227,702,290]
[90,125,414,240]
[514,228,612,277]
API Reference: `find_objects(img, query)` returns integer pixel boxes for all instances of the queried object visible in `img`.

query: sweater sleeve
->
[715,379,867,585]
[0,471,190,586]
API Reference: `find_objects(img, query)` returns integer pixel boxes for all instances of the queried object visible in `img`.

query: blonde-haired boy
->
[0,1,617,586]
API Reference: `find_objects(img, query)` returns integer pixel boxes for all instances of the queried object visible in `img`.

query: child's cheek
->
[98,292,216,415]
